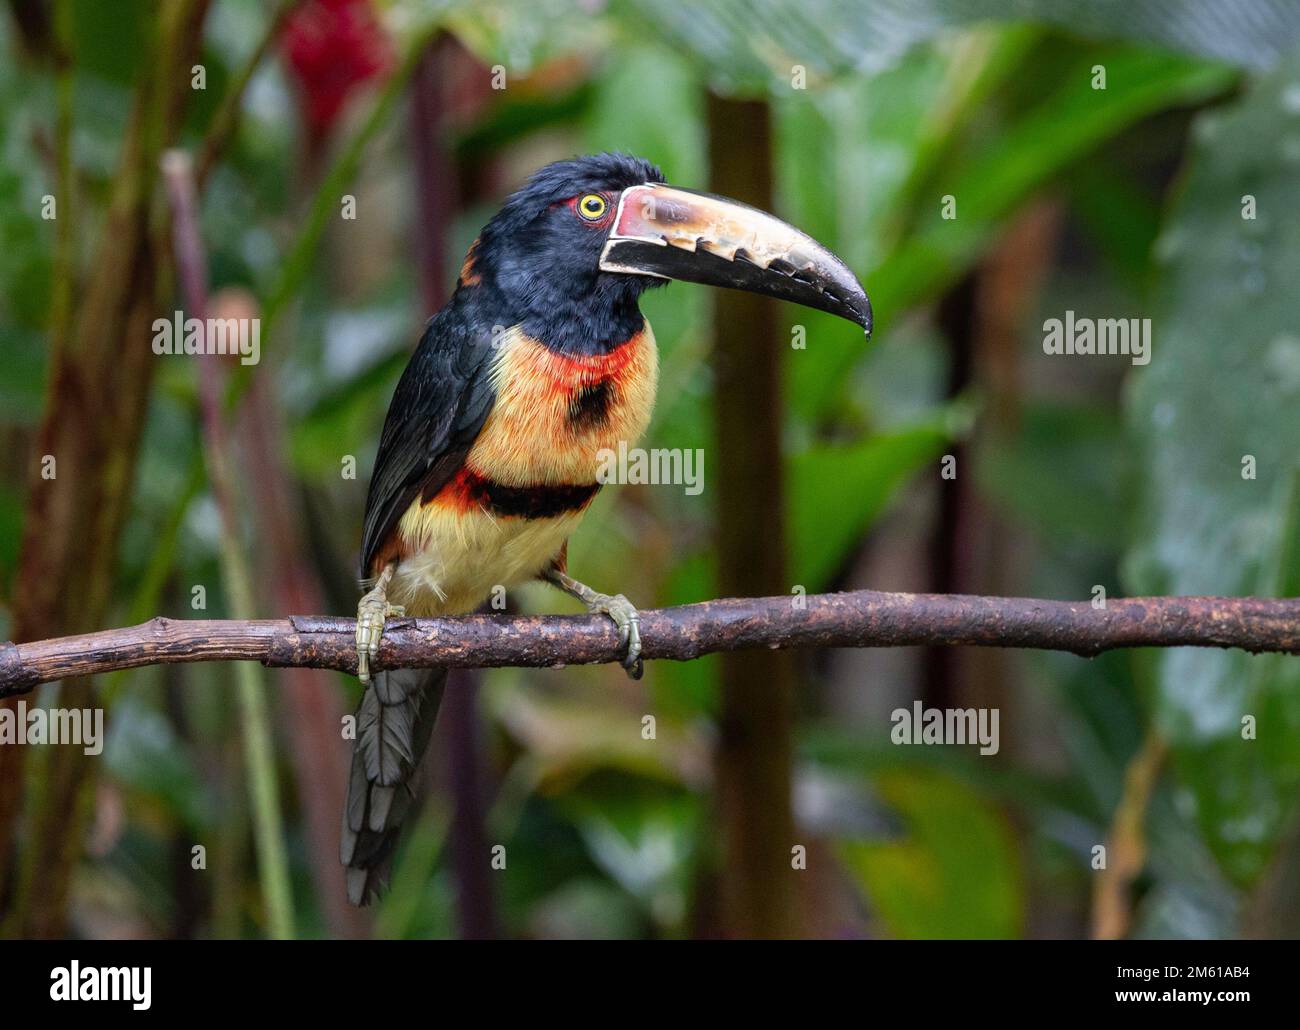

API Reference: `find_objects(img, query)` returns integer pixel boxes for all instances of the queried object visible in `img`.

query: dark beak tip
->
[607,183,875,335]
[843,285,873,336]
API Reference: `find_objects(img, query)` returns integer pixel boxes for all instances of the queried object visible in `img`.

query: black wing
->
[359,315,497,577]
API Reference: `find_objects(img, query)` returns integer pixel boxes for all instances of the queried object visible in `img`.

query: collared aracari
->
[342,152,871,905]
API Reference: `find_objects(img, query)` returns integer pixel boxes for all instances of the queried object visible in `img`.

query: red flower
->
[281,0,394,140]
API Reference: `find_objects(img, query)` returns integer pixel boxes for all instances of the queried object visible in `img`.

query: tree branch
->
[3,591,1300,697]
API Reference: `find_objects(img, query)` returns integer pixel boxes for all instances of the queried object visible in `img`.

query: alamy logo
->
[596,441,704,496]
[50,962,151,1010]
[1042,310,1151,366]
[0,700,102,755]
[891,701,1000,756]
[152,309,261,365]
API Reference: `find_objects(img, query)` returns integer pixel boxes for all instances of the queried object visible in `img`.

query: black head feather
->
[457,152,667,355]
[486,152,664,235]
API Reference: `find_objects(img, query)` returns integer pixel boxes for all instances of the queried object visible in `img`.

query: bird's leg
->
[356,561,405,683]
[543,566,643,680]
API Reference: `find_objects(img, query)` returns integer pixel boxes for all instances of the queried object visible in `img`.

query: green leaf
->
[978,402,1129,547]
[649,420,950,714]
[560,781,701,931]
[419,0,1297,96]
[790,421,950,587]
[661,419,951,606]
[795,47,1234,420]
[583,42,705,188]
[615,0,1300,95]
[839,769,1023,939]
[106,697,212,832]
[1125,50,1300,886]
[69,0,151,85]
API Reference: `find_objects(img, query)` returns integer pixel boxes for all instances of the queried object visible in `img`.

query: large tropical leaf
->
[793,47,1233,419]
[403,1,1297,94]
[617,0,1300,93]
[840,769,1024,938]
[1125,48,1300,886]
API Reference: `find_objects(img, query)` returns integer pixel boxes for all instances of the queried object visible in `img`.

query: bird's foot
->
[586,591,643,680]
[544,569,642,679]
[356,565,404,684]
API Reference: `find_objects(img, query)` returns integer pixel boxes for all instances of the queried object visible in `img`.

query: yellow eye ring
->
[577,193,608,220]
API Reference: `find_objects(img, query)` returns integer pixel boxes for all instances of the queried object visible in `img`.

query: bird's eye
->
[577,193,608,221]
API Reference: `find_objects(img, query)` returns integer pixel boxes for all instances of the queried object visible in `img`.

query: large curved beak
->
[599,183,872,334]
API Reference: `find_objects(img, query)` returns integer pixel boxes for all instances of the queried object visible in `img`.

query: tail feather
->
[341,666,447,906]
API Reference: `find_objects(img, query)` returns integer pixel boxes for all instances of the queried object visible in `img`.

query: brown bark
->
[1091,732,1167,939]
[5,592,1298,695]
[706,94,800,938]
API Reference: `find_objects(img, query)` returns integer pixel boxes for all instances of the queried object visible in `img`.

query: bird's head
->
[464,152,871,351]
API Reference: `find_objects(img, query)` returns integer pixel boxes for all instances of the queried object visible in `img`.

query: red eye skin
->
[565,193,614,227]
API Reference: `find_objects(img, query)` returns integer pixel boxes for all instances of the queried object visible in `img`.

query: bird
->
[341,151,872,905]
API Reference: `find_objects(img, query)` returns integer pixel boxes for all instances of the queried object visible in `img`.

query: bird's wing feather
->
[359,316,498,576]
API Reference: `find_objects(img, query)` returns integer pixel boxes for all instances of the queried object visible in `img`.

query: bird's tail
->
[340,666,447,906]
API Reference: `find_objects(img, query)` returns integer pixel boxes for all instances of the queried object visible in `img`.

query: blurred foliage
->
[840,770,1024,939]
[1126,51,1300,887]
[618,0,1300,90]
[3,0,1300,938]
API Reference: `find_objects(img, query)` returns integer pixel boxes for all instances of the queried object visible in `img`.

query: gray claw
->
[355,589,405,684]
[592,592,643,680]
